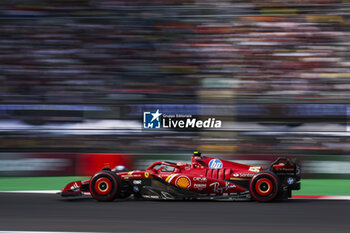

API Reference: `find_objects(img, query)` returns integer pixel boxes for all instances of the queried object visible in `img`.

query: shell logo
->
[175,176,191,189]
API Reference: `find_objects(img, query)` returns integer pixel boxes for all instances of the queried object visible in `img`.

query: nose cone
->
[61,180,82,196]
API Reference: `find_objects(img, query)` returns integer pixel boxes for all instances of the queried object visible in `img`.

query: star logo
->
[151,109,162,122]
[143,109,162,129]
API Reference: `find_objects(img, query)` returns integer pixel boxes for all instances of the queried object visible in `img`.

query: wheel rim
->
[94,177,112,195]
[255,178,273,196]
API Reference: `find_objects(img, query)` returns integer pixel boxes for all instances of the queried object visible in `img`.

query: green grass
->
[294,179,350,196]
[0,176,88,191]
[0,177,349,196]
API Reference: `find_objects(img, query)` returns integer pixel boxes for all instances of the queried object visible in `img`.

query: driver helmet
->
[193,151,202,157]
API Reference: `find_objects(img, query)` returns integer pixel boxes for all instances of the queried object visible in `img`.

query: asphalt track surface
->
[0,193,349,233]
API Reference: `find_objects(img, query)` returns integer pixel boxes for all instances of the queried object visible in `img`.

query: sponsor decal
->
[161,191,175,200]
[70,182,80,191]
[133,180,142,185]
[163,117,222,129]
[208,159,223,169]
[287,177,294,185]
[279,167,295,172]
[121,175,128,179]
[142,195,160,199]
[143,109,222,129]
[121,174,142,179]
[210,182,236,193]
[133,186,140,192]
[248,166,261,172]
[143,109,162,129]
[239,173,254,178]
[175,176,191,189]
[230,173,253,179]
[193,177,207,182]
[276,172,294,176]
[144,172,149,178]
[194,183,207,190]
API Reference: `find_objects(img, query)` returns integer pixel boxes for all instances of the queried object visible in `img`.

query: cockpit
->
[147,161,189,173]
[151,164,176,172]
[146,151,208,173]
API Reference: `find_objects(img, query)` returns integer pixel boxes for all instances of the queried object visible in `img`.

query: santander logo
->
[208,159,223,169]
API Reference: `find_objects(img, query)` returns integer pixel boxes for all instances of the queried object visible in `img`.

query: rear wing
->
[270,157,301,179]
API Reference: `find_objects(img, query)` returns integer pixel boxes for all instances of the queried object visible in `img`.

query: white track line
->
[292,195,350,200]
[1,191,349,200]
[0,190,92,195]
[0,232,118,233]
[0,232,94,233]
[322,196,350,200]
[0,190,59,194]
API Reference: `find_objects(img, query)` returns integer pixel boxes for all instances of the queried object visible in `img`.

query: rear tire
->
[250,171,280,202]
[89,170,121,202]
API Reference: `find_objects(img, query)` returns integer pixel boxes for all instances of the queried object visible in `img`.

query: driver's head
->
[193,151,202,157]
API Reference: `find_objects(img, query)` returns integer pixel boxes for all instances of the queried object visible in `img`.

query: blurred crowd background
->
[1,0,350,178]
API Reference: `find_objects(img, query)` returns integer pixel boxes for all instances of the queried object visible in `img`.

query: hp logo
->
[208,159,223,169]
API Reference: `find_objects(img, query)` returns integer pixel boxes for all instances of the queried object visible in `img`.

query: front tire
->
[89,171,121,202]
[249,171,280,202]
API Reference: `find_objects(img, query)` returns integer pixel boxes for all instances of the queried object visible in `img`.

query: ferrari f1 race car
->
[61,152,301,202]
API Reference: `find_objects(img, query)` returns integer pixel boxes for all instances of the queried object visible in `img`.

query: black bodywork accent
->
[80,183,90,192]
[127,176,251,200]
[269,157,301,198]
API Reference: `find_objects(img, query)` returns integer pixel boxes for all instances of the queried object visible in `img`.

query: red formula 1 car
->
[61,152,301,202]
